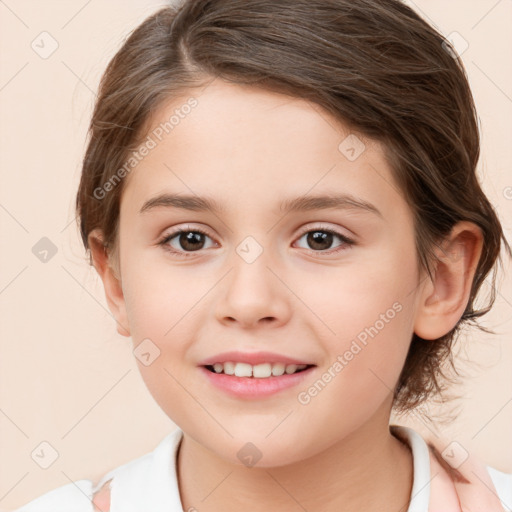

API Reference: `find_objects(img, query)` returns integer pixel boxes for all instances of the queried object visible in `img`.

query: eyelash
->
[157,224,355,258]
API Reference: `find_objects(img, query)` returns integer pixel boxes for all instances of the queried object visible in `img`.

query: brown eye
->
[174,231,207,251]
[158,227,216,257]
[295,228,354,254]
[306,231,334,251]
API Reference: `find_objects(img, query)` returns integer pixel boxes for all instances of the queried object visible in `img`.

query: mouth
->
[199,362,317,399]
[203,362,315,378]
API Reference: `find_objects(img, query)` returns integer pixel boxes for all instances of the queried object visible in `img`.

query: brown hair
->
[76,0,511,414]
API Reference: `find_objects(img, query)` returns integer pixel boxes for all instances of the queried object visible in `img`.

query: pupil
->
[178,231,333,252]
[308,231,332,250]
[181,232,204,251]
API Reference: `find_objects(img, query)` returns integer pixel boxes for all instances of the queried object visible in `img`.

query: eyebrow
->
[139,193,382,218]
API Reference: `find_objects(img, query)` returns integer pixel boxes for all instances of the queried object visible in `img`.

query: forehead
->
[121,79,402,217]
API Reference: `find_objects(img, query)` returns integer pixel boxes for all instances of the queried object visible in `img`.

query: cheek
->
[121,267,198,426]
[120,259,206,377]
[312,297,413,397]
[293,302,414,456]
[299,243,417,351]
[305,249,418,409]
[121,256,197,337]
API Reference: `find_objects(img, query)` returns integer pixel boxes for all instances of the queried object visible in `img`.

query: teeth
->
[223,361,235,375]
[208,361,309,378]
[234,362,252,377]
[271,363,285,376]
[253,363,272,378]
[285,364,297,374]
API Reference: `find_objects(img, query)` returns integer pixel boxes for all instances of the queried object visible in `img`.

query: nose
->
[214,252,292,329]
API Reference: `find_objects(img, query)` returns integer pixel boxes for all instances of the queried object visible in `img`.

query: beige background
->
[0,0,511,509]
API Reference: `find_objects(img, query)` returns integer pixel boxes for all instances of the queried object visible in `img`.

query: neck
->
[177,404,413,512]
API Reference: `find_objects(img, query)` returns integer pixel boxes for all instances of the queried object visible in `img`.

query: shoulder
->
[423,431,512,508]
[92,480,112,512]
[487,465,512,505]
[12,478,112,512]
[14,429,184,511]
[12,479,95,512]
[391,424,512,509]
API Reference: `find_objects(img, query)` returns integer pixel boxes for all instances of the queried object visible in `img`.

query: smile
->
[200,364,316,399]
[204,361,312,378]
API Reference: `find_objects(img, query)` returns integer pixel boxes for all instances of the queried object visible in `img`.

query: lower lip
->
[199,366,316,399]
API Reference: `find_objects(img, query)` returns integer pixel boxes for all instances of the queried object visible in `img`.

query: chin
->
[209,432,311,469]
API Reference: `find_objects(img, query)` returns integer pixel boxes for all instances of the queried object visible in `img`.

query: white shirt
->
[14,426,512,511]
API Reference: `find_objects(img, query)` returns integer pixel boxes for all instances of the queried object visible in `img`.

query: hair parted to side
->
[76,0,511,415]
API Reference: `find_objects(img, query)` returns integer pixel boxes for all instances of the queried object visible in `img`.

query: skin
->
[90,78,483,511]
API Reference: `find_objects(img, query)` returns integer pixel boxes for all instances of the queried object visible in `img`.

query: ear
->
[414,221,484,340]
[88,229,131,337]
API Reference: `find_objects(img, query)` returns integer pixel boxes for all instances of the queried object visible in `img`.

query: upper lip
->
[199,351,316,366]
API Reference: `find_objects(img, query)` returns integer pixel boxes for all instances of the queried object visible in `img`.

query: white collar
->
[390,425,431,511]
[97,425,431,511]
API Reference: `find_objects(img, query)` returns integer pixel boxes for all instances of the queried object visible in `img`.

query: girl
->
[15,0,512,510]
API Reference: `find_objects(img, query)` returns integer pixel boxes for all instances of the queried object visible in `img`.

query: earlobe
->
[88,229,131,338]
[413,222,483,340]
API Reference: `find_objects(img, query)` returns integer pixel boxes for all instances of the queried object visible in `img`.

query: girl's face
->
[111,79,427,466]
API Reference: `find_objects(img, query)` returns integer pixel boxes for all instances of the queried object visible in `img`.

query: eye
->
[157,224,355,258]
[294,226,355,254]
[157,225,216,257]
